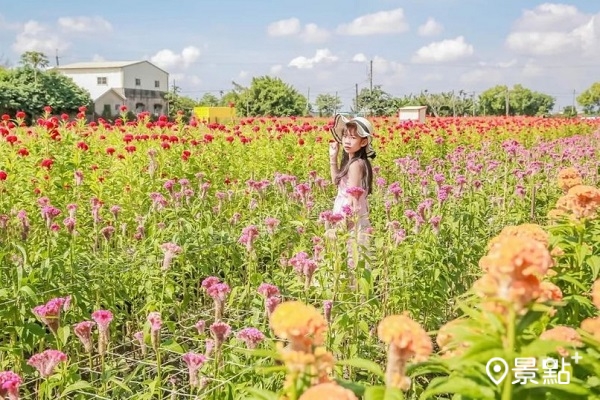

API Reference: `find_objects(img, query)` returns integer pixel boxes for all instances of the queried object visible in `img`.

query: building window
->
[135,78,141,86]
[103,104,111,115]
[114,104,121,111]
[135,102,145,112]
[155,80,160,88]
[153,104,163,115]
[97,77,107,85]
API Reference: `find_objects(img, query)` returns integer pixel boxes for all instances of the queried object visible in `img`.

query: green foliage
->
[479,85,555,116]
[315,93,342,117]
[235,76,308,117]
[576,82,600,114]
[0,65,91,117]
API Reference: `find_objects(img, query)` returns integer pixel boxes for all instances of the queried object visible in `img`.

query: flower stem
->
[501,307,516,400]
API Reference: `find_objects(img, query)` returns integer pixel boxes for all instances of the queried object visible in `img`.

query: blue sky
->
[1,0,600,111]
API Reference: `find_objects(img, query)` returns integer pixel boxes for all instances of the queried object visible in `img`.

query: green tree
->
[354,86,408,116]
[0,67,91,117]
[576,82,600,114]
[478,84,554,116]
[235,76,307,117]
[197,93,220,107]
[19,51,49,84]
[315,93,342,117]
[562,105,577,117]
[164,85,198,121]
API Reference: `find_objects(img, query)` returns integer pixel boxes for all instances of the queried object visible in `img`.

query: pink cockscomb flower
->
[207,283,230,321]
[195,320,205,334]
[92,309,113,356]
[160,242,182,271]
[147,311,162,351]
[288,251,318,289]
[32,296,70,334]
[345,186,365,200]
[133,331,147,357]
[264,217,280,235]
[182,352,207,388]
[209,321,231,350]
[201,276,221,290]
[73,321,95,353]
[238,224,259,252]
[0,370,22,400]
[323,300,333,324]
[236,327,265,349]
[257,283,280,299]
[27,349,67,378]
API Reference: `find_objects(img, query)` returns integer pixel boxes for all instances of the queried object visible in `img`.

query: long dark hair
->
[334,145,373,195]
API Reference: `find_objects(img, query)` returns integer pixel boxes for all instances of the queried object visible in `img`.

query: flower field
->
[1,109,600,399]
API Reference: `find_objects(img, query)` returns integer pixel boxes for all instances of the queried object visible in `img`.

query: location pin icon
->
[486,357,509,385]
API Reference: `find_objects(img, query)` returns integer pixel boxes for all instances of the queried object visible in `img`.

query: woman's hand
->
[329,141,339,159]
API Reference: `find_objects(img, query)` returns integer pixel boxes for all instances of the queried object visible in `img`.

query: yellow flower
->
[557,167,582,192]
[270,301,328,350]
[299,382,358,400]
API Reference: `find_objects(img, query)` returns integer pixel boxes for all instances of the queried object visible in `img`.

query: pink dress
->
[333,175,371,230]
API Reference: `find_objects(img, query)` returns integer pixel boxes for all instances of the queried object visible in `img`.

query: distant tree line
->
[4,51,600,119]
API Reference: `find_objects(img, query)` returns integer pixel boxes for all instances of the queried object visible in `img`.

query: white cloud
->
[418,17,443,36]
[506,4,600,57]
[412,36,474,63]
[12,20,69,54]
[267,18,301,36]
[150,46,200,70]
[352,53,367,62]
[336,8,409,36]
[58,16,112,33]
[513,3,587,31]
[521,59,543,77]
[288,48,338,69]
[372,55,403,75]
[91,54,105,62]
[459,69,502,85]
[238,70,249,79]
[301,23,330,43]
[270,64,283,75]
[422,73,443,82]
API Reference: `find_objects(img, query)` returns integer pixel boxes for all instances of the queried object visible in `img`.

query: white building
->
[398,106,427,123]
[53,61,169,118]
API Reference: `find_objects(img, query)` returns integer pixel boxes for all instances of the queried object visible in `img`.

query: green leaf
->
[420,376,496,400]
[160,339,184,354]
[60,380,93,397]
[109,377,133,393]
[336,358,385,379]
[243,388,279,400]
[364,385,405,400]
[57,325,70,347]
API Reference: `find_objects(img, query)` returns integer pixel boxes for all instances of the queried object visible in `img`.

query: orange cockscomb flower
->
[299,382,358,400]
[557,167,582,192]
[555,184,600,220]
[581,317,600,340]
[378,313,432,391]
[488,224,549,250]
[479,236,554,279]
[540,326,583,357]
[270,301,328,351]
[592,279,600,310]
[538,281,563,303]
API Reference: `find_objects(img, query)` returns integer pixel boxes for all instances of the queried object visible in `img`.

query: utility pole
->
[55,49,60,67]
[572,89,576,113]
[471,91,475,116]
[306,87,310,116]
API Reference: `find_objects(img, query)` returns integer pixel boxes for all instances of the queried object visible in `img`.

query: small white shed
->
[398,106,427,123]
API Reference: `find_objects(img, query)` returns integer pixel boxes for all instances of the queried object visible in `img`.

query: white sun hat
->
[330,114,376,159]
